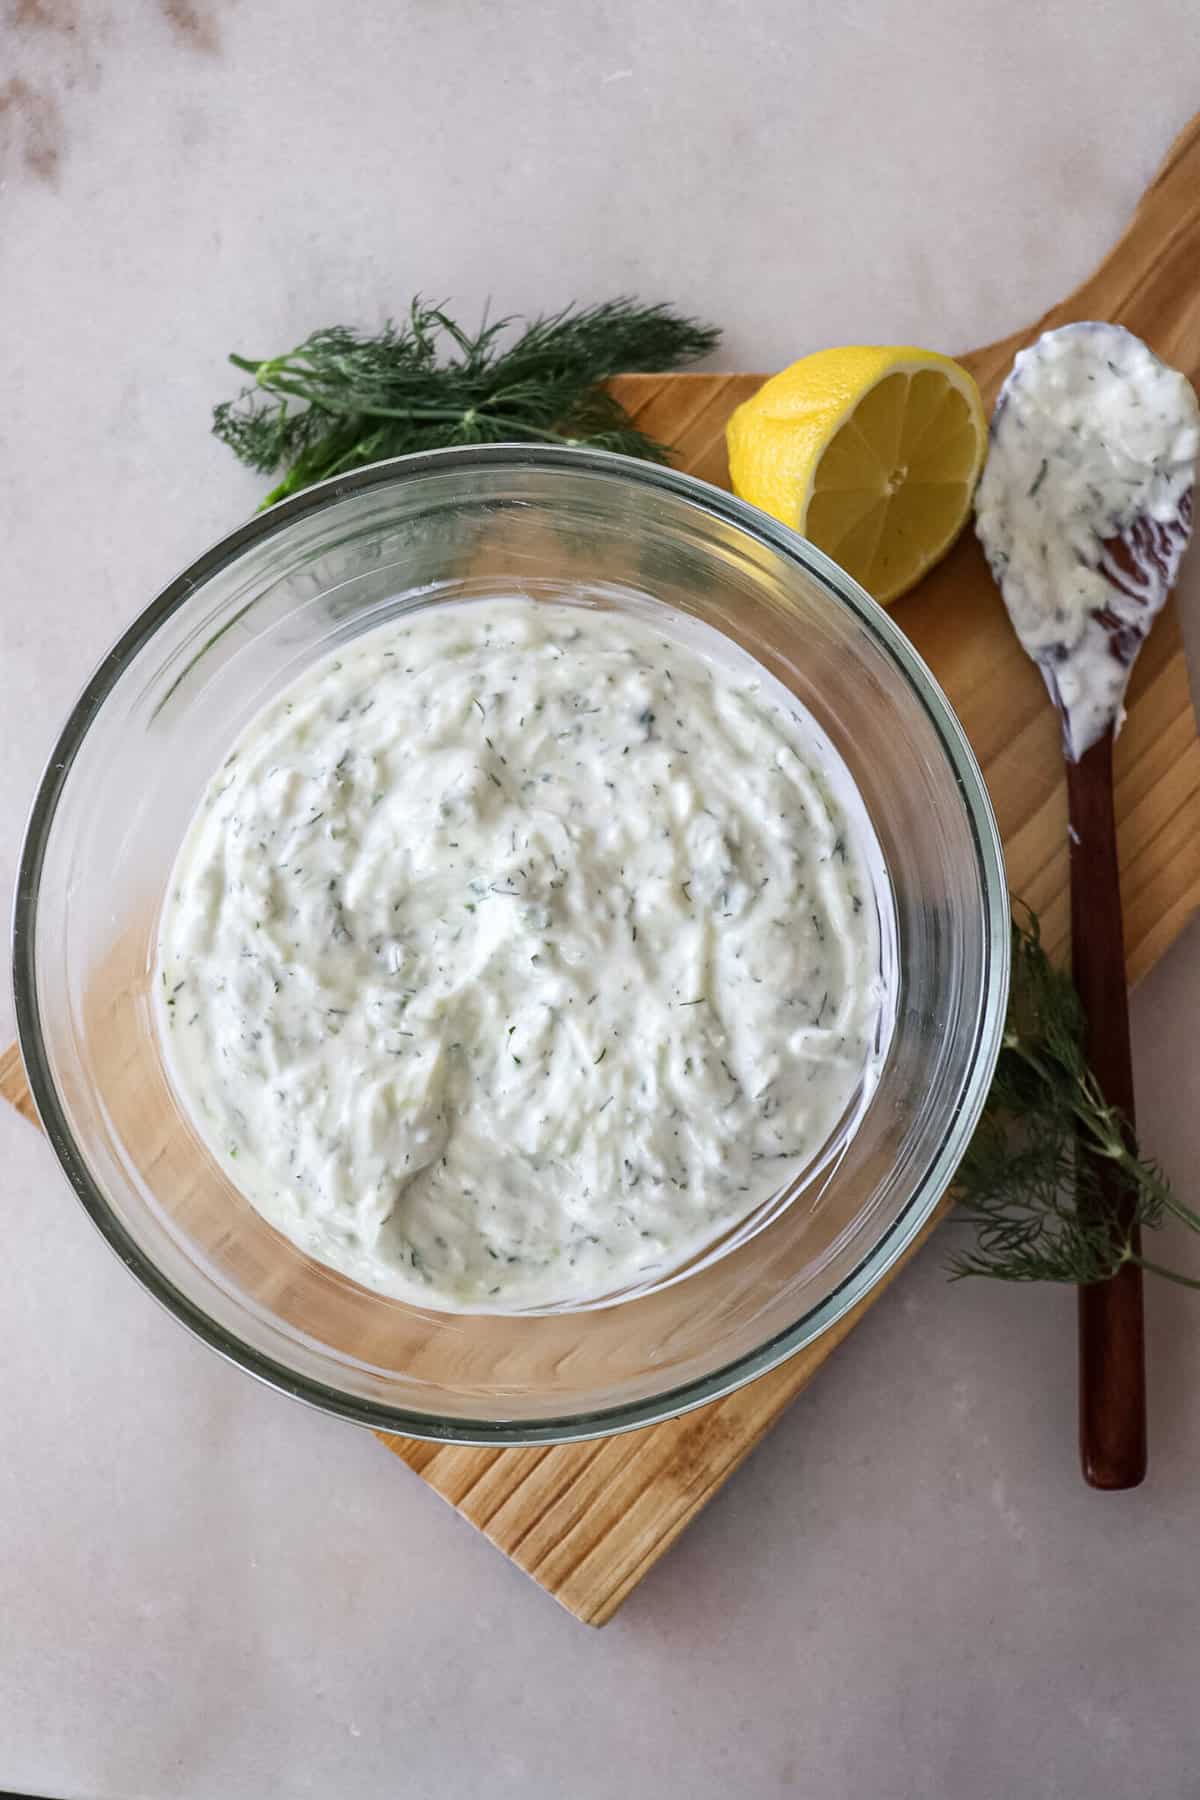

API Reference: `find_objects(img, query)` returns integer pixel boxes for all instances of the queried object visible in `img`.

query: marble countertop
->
[5,3,1200,1795]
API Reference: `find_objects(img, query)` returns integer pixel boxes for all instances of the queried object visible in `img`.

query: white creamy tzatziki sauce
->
[155,598,893,1312]
[975,322,1199,760]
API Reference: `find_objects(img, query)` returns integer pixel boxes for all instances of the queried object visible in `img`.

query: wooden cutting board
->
[7,112,1200,1628]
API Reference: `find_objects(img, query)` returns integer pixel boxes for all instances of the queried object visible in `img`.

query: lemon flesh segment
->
[726,349,987,606]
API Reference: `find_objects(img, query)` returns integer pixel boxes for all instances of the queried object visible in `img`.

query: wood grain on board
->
[7,113,1200,1626]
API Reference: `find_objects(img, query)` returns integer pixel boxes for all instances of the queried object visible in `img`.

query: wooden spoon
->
[977,324,1198,1489]
[1068,499,1194,1485]
[1066,728,1146,1486]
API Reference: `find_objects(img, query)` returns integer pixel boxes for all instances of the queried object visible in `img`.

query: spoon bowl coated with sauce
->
[976,322,1198,760]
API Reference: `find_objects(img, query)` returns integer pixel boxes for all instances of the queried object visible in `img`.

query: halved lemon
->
[726,346,987,605]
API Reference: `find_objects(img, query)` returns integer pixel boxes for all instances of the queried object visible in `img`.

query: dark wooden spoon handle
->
[1065,730,1146,1489]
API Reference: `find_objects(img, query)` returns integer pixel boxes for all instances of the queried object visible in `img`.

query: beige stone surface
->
[4,3,1200,1795]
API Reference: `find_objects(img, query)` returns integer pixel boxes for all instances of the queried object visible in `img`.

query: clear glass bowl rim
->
[12,445,1010,1445]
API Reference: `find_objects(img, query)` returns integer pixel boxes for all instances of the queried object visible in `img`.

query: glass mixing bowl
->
[14,447,1008,1443]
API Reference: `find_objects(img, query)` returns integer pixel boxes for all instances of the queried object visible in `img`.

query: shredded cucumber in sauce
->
[155,599,893,1312]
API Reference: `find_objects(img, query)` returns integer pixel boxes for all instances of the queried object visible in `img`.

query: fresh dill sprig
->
[213,298,721,508]
[948,904,1200,1287]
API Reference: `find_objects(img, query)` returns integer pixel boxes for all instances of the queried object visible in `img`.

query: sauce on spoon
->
[975,321,1199,760]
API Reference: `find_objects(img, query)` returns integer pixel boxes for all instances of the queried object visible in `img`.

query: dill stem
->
[254,372,583,439]
[1146,1183,1200,1236]
[1133,1255,1200,1291]
[250,374,478,423]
